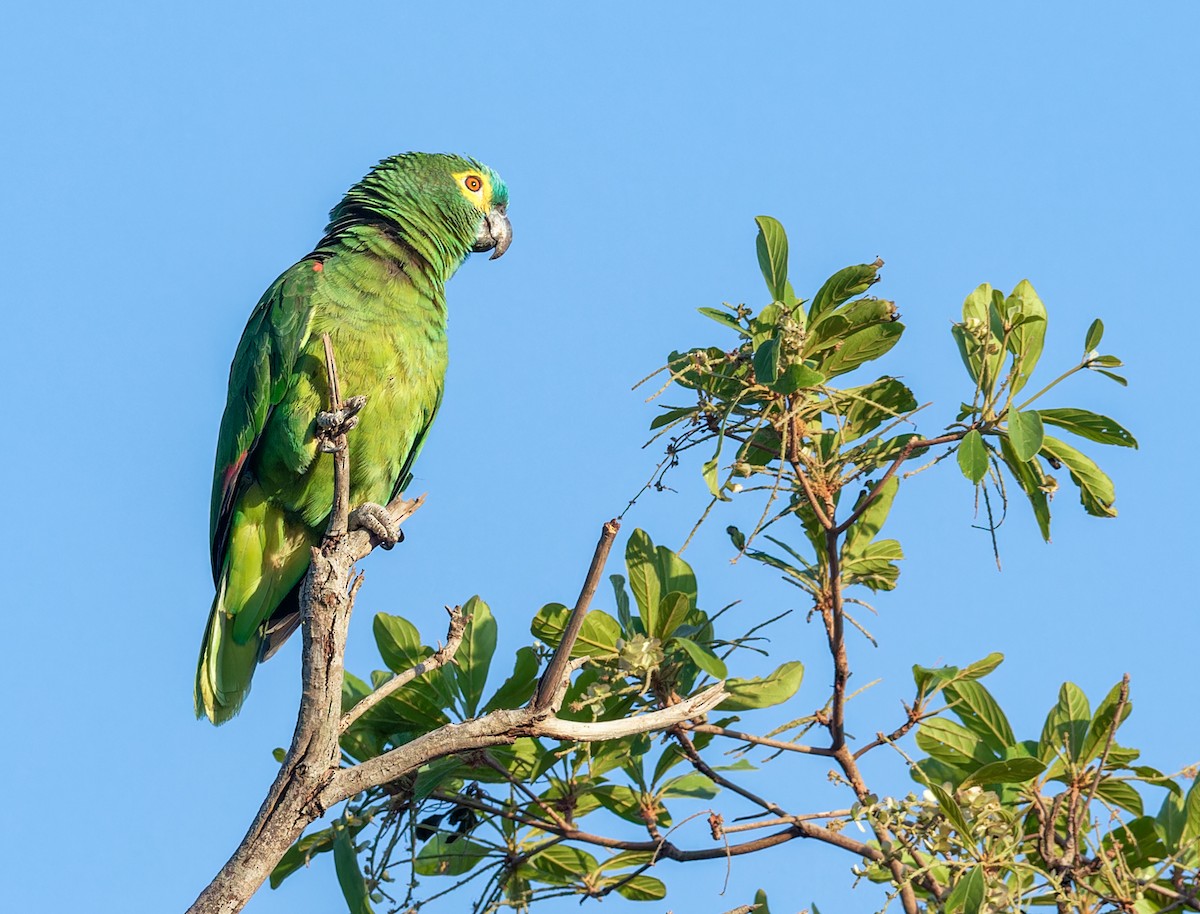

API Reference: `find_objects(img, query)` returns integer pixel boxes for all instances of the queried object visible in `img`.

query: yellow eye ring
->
[464,175,483,193]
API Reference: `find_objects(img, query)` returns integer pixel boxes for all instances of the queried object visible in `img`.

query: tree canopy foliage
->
[199,218,1196,914]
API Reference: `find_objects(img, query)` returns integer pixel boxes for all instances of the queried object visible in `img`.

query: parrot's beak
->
[473,204,512,260]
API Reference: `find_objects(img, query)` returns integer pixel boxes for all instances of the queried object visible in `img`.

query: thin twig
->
[533,519,621,710]
[833,432,964,536]
[432,789,878,862]
[1083,674,1131,811]
[322,333,350,538]
[671,728,788,817]
[853,701,930,760]
[683,723,836,757]
[719,811,852,834]
[340,606,470,733]
[479,754,571,831]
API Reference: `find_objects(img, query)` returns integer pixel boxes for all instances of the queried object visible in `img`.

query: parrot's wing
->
[388,384,444,503]
[209,262,319,581]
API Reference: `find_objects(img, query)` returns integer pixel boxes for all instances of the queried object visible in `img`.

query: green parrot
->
[197,152,511,724]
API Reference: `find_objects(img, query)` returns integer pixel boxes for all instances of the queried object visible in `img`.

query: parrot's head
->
[326,152,511,276]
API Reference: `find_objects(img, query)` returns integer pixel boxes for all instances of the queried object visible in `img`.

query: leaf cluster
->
[272,533,802,913]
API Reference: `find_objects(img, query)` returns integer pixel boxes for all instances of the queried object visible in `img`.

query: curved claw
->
[349,502,401,547]
[316,396,369,451]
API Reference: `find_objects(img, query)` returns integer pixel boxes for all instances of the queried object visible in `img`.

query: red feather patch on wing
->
[218,449,248,527]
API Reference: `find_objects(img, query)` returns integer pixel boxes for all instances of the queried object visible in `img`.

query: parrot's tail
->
[195,593,261,725]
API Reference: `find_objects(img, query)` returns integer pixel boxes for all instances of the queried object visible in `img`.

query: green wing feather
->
[198,262,317,723]
[210,264,318,575]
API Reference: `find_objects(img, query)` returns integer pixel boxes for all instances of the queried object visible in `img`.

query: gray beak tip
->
[475,207,512,260]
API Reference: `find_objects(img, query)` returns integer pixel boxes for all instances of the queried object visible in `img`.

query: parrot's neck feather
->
[315,171,477,289]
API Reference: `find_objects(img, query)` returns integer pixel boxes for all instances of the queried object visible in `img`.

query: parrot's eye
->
[464,175,483,193]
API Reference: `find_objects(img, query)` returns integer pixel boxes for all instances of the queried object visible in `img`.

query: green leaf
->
[1130,765,1180,796]
[698,306,746,336]
[625,533,699,631]
[810,260,883,321]
[944,679,1016,753]
[653,592,691,640]
[771,362,826,394]
[649,405,697,431]
[610,574,634,633]
[1040,434,1118,518]
[453,596,497,717]
[484,738,552,783]
[1096,779,1144,817]
[752,303,783,346]
[717,661,803,710]
[945,865,985,914]
[1040,682,1091,763]
[482,646,540,713]
[1007,409,1044,462]
[592,784,646,824]
[806,297,898,358]
[916,718,997,768]
[912,757,973,792]
[333,820,375,914]
[651,744,690,787]
[961,653,1005,680]
[842,477,899,557]
[960,757,1046,788]
[1080,680,1133,766]
[528,845,600,886]
[957,429,988,483]
[1158,791,1186,845]
[412,756,466,801]
[951,324,980,385]
[655,542,697,608]
[1181,778,1200,847]
[819,322,904,378]
[1084,318,1104,353]
[373,613,426,673]
[611,875,667,901]
[701,456,728,501]
[928,784,974,841]
[661,772,719,799]
[673,636,728,679]
[1094,368,1128,386]
[271,827,335,888]
[825,377,917,441]
[414,834,491,877]
[598,850,658,872]
[840,538,903,591]
[754,216,790,302]
[626,530,661,635]
[1103,816,1167,868]
[1005,280,1047,395]
[1090,354,1123,367]
[753,336,781,385]
[531,603,621,657]
[1036,407,1137,449]
[954,284,1004,392]
[998,436,1051,542]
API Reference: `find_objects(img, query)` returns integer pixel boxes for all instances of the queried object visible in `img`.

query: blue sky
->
[2,3,1197,912]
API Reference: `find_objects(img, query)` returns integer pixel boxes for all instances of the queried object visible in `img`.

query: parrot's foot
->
[349,502,403,549]
[316,396,368,452]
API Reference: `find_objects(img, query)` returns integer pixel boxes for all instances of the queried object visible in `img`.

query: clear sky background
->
[2,3,1197,912]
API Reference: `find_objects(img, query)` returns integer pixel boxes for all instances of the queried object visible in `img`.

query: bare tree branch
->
[533,518,620,710]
